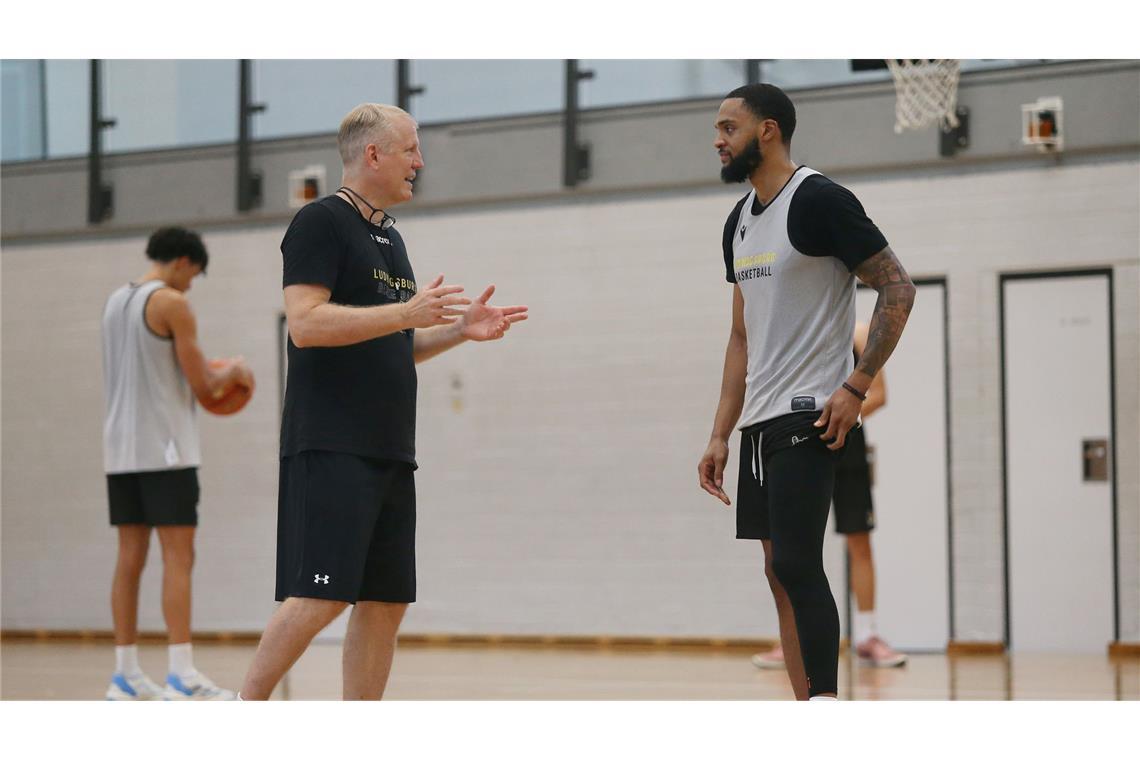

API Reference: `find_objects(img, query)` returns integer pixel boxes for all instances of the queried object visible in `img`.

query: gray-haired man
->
[241,104,527,700]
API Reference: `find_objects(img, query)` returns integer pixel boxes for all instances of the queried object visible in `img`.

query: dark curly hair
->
[724,83,796,146]
[145,227,209,274]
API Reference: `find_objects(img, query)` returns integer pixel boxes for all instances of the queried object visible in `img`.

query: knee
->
[761,542,779,586]
[117,550,148,577]
[161,544,194,572]
[763,555,780,590]
[771,555,822,596]
[366,601,408,623]
[770,556,797,591]
[117,543,150,576]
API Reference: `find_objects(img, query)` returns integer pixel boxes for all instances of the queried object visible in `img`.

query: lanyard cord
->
[336,186,395,229]
[336,186,396,272]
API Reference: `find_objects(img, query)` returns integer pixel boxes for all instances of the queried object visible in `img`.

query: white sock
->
[854,611,877,645]
[115,645,141,676]
[168,643,196,677]
[809,695,838,701]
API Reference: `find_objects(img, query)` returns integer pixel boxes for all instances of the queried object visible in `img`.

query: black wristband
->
[842,382,867,401]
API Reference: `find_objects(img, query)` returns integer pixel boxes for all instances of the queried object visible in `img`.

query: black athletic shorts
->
[276,450,416,604]
[107,468,200,526]
[736,412,846,540]
[832,424,875,534]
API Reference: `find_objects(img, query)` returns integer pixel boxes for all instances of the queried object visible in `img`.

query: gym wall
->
[3,158,1137,643]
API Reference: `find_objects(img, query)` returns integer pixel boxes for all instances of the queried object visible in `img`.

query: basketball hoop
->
[885,60,962,134]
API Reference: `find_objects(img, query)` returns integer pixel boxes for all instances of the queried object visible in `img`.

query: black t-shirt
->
[280,195,418,465]
[722,173,888,282]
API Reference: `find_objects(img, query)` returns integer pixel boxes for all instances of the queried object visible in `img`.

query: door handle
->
[1082,438,1109,482]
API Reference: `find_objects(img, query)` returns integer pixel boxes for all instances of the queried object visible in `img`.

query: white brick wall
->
[2,158,1137,644]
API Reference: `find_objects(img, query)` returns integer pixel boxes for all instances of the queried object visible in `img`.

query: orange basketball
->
[199,359,255,416]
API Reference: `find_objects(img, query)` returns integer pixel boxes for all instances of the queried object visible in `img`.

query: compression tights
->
[767,443,841,697]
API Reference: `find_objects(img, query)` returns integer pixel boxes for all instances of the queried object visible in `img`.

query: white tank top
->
[102,280,201,473]
[730,167,856,428]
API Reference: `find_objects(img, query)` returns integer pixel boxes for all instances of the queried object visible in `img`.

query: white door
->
[1003,273,1114,653]
[834,282,951,651]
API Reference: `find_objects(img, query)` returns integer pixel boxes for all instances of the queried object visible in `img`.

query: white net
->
[885,59,961,133]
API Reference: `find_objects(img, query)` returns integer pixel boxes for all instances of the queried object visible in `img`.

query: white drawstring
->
[750,434,756,479]
[750,431,764,485]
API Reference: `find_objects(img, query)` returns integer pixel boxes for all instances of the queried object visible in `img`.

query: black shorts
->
[107,468,199,526]
[832,424,875,534]
[736,412,845,540]
[276,450,416,604]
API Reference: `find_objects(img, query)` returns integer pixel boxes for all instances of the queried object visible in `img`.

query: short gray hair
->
[337,103,416,166]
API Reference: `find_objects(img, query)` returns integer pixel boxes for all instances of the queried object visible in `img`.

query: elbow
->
[288,318,312,348]
[288,303,334,348]
[883,281,917,317]
[902,282,917,310]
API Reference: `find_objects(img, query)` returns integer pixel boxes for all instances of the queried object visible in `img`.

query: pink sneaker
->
[750,645,786,670]
[854,636,908,667]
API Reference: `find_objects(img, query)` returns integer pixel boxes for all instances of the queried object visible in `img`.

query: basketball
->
[199,359,254,416]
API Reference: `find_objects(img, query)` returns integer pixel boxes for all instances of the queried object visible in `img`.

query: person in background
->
[102,226,253,700]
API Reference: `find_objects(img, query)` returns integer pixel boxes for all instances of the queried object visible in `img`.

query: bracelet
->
[841,382,867,401]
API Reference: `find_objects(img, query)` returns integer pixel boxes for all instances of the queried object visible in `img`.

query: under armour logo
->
[740,225,747,240]
[314,574,330,584]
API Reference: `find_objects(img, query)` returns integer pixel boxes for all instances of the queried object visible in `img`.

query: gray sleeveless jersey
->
[730,167,856,428]
[102,280,200,473]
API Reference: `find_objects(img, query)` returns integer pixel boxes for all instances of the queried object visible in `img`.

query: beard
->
[720,137,762,183]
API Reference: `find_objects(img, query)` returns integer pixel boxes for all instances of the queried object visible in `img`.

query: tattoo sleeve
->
[853,246,916,378]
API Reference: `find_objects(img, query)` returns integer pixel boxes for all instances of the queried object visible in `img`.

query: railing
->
[0,58,1059,220]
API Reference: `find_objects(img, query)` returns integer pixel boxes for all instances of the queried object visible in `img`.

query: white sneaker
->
[106,671,165,700]
[750,645,786,670]
[163,671,236,701]
[854,636,909,668]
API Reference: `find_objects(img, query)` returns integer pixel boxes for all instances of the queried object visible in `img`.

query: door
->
[839,281,951,651]
[1002,272,1115,652]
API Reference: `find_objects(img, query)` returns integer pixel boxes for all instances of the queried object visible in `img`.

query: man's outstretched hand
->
[459,284,528,341]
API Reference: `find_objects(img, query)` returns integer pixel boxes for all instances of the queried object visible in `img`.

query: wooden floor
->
[1,640,1136,700]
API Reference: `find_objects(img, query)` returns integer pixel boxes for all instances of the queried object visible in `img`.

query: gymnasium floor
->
[1,639,1136,700]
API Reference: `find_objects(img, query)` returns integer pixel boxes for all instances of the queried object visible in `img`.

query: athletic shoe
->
[106,671,165,700]
[163,671,236,700]
[854,636,908,667]
[750,645,786,670]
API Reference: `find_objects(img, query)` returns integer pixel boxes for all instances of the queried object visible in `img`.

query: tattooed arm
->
[814,246,915,449]
[852,246,916,380]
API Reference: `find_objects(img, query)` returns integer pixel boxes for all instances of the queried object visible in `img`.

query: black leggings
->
[766,443,840,696]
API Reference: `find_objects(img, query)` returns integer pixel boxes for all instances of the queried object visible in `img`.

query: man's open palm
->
[459,285,528,341]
